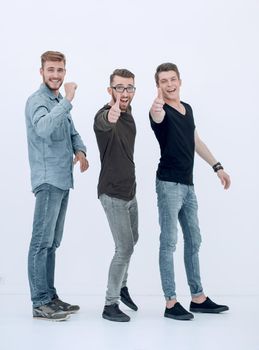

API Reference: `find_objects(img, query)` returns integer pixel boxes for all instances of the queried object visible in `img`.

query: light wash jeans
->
[156,178,203,300]
[28,184,69,307]
[99,194,139,305]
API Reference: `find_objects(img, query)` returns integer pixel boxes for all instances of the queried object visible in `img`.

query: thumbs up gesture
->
[108,94,121,123]
[150,88,165,122]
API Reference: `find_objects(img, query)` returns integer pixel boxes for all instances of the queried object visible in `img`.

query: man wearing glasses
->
[94,69,138,322]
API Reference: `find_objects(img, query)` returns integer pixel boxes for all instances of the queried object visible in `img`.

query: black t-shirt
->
[150,102,195,185]
[94,104,136,201]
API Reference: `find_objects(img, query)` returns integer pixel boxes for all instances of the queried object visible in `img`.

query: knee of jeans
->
[116,246,134,261]
[160,239,177,253]
[40,238,55,249]
[185,236,201,253]
[53,240,61,249]
[193,237,202,251]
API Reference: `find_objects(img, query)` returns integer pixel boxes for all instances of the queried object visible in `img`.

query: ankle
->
[192,294,206,304]
[166,299,177,308]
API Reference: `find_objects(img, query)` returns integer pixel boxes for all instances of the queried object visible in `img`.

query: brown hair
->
[155,63,180,85]
[41,51,66,68]
[110,69,135,85]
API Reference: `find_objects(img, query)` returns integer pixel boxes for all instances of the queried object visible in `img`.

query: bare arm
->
[195,130,231,189]
[195,129,217,165]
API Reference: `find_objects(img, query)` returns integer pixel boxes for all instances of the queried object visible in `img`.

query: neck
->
[165,97,185,115]
[44,83,59,96]
[164,97,181,108]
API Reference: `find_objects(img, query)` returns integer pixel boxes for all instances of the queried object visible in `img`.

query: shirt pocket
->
[50,127,65,141]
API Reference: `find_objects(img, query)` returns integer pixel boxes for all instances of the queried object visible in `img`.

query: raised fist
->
[64,82,77,102]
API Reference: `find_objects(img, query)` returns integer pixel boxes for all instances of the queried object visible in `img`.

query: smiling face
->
[157,70,181,103]
[40,60,66,95]
[108,75,135,112]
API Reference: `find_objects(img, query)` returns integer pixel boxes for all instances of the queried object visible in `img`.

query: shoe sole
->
[164,313,194,321]
[190,306,229,313]
[102,314,130,322]
[120,297,138,311]
[58,308,80,314]
[33,314,70,321]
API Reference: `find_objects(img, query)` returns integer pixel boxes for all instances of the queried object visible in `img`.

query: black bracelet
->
[212,162,224,172]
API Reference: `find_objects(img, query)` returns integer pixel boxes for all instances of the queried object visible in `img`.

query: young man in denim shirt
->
[150,63,231,321]
[25,51,89,321]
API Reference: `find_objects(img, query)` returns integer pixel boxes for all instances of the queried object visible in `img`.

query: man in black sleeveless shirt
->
[150,63,231,321]
[94,69,138,322]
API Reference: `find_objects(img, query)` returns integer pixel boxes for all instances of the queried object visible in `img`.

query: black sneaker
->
[52,295,80,313]
[102,303,130,322]
[190,297,229,313]
[33,301,70,321]
[120,286,138,311]
[164,302,194,320]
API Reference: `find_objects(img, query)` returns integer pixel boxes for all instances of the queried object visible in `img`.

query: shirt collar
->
[40,83,62,101]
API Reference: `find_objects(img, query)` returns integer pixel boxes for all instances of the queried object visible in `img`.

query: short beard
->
[43,77,62,95]
[112,91,130,112]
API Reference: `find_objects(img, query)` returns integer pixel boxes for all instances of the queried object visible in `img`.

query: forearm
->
[149,109,165,124]
[94,109,114,131]
[195,131,230,189]
[195,139,218,166]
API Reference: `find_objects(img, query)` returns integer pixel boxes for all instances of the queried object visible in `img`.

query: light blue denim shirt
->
[25,84,86,192]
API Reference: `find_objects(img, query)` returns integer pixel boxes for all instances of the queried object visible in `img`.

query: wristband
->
[212,162,224,172]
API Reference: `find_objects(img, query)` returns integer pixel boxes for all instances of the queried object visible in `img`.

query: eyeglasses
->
[111,85,136,93]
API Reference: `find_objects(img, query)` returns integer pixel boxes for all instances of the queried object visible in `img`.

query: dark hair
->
[110,69,135,85]
[41,51,66,68]
[155,63,180,84]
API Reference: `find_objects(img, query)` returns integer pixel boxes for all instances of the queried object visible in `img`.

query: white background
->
[0,0,258,299]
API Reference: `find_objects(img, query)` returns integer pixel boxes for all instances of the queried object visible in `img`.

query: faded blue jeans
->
[156,178,203,300]
[99,194,139,305]
[28,184,69,307]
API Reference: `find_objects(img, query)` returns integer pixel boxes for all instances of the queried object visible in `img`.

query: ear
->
[107,87,112,96]
[179,79,182,87]
[40,67,43,76]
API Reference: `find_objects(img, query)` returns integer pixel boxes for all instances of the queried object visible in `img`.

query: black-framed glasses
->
[111,85,136,93]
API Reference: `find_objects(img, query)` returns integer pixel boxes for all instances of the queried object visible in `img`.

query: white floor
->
[0,294,258,350]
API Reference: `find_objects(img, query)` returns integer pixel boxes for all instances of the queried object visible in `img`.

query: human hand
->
[108,94,121,123]
[64,82,77,102]
[73,151,89,172]
[150,88,165,121]
[217,169,231,189]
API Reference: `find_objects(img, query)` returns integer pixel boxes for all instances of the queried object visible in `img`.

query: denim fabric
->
[99,194,139,305]
[28,184,69,307]
[156,178,203,300]
[25,84,86,191]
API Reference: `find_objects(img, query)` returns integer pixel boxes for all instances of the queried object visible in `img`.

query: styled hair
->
[155,62,180,84]
[41,51,66,68]
[110,69,135,85]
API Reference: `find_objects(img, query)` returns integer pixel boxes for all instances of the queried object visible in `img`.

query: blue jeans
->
[156,178,203,300]
[99,194,139,305]
[28,184,69,307]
